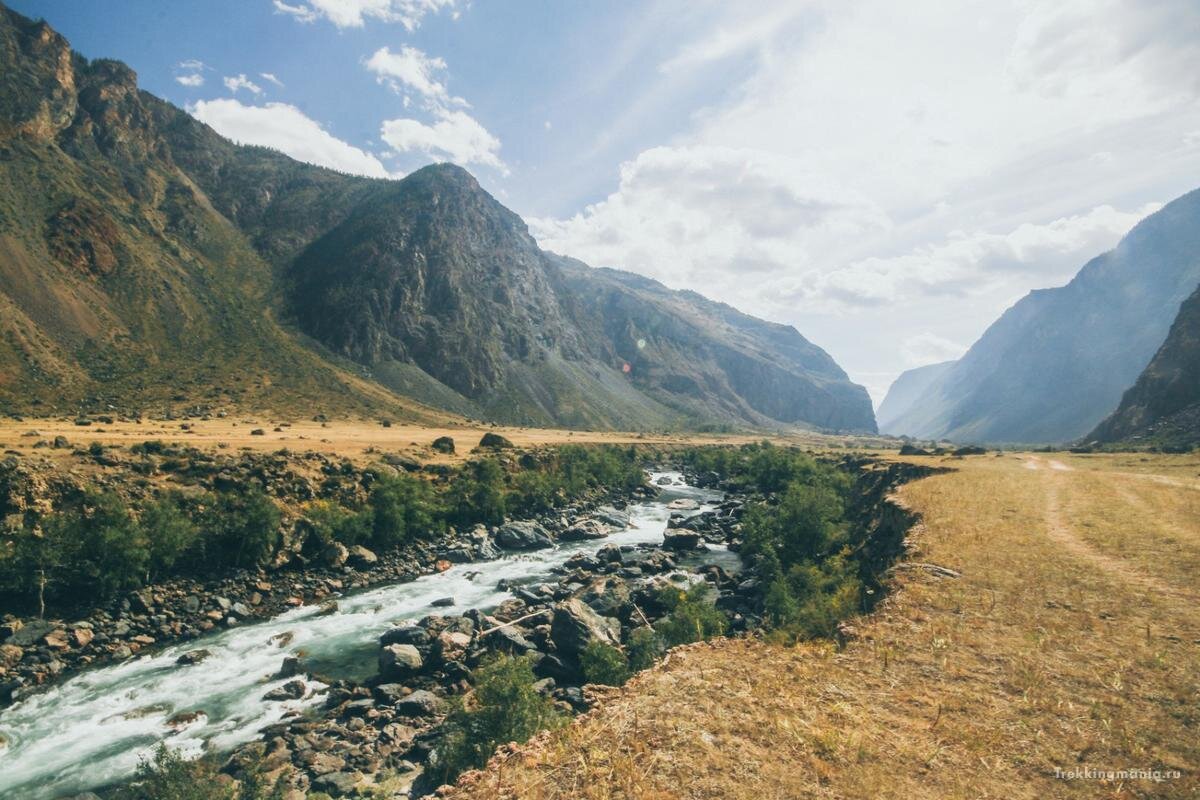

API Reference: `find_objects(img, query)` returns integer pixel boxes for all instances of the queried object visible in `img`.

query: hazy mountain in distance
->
[883,189,1200,444]
[876,360,956,434]
[1088,283,1200,449]
[0,3,875,431]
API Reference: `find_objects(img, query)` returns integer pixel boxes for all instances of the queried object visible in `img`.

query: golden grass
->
[443,452,1200,799]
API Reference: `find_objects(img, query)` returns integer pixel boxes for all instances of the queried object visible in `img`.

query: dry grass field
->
[444,451,1200,799]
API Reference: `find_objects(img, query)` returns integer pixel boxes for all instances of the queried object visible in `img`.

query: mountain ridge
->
[0,2,875,432]
[882,190,1200,444]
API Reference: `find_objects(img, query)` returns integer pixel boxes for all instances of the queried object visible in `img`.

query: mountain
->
[553,258,876,431]
[883,190,1200,444]
[0,3,874,432]
[876,361,955,434]
[1088,284,1200,449]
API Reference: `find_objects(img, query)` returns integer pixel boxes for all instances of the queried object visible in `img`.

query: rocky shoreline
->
[209,471,750,799]
[0,466,660,713]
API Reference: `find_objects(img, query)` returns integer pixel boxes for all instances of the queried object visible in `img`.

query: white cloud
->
[531,145,886,308]
[380,108,506,173]
[807,203,1163,308]
[365,46,460,105]
[188,98,391,178]
[259,72,284,88]
[174,59,207,87]
[223,74,263,95]
[532,0,1200,398]
[273,0,455,30]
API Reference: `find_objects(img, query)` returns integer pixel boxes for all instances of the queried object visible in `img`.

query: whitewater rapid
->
[0,472,725,799]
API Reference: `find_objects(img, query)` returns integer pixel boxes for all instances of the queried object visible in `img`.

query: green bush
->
[140,493,200,581]
[113,744,284,800]
[434,655,565,783]
[654,583,727,647]
[626,626,665,671]
[579,640,630,686]
[446,459,507,527]
[304,499,371,548]
[202,490,282,569]
[47,490,148,600]
[368,471,440,548]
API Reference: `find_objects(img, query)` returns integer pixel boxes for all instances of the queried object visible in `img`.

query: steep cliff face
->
[1089,284,1200,448]
[884,190,1200,444]
[0,2,874,432]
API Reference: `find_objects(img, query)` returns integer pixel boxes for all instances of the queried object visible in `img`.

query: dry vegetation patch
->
[444,453,1200,799]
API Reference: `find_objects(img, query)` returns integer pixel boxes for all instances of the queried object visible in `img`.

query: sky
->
[13,0,1200,405]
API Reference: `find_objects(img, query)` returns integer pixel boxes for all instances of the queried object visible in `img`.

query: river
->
[0,471,731,799]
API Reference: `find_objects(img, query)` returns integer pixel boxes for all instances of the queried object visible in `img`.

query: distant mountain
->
[553,258,876,431]
[883,190,1200,444]
[1089,284,1200,449]
[0,3,874,431]
[876,361,955,434]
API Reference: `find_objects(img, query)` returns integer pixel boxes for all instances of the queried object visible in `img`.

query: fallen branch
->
[890,562,962,579]
[477,608,551,637]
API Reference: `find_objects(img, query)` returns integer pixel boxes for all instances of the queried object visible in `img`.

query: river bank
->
[0,470,738,799]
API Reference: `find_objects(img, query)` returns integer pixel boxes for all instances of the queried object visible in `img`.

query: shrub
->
[654,583,727,647]
[304,500,371,548]
[579,640,630,686]
[140,493,200,581]
[202,490,282,569]
[434,655,565,783]
[626,626,665,672]
[47,490,148,601]
[113,744,284,800]
[446,459,506,527]
[368,472,440,549]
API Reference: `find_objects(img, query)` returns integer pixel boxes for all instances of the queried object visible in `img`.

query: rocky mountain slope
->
[876,360,955,435]
[553,258,876,431]
[883,190,1200,443]
[1088,283,1200,448]
[0,3,874,432]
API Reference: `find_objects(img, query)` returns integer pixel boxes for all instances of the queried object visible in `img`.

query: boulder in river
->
[380,625,430,649]
[495,520,554,550]
[663,530,703,551]
[559,519,611,541]
[263,679,306,701]
[176,649,211,666]
[379,643,423,678]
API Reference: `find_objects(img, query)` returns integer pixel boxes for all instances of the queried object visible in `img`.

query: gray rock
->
[263,679,306,701]
[348,545,377,567]
[395,689,444,716]
[311,771,362,797]
[550,598,620,661]
[380,625,430,649]
[496,520,554,550]
[379,643,423,678]
[663,530,702,551]
[175,649,211,666]
[559,519,611,541]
